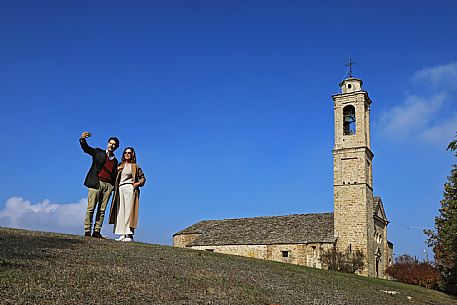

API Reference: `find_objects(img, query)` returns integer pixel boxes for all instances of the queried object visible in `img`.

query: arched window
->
[343,105,356,135]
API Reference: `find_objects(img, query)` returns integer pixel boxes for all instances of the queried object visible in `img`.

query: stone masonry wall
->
[374,218,387,278]
[189,243,334,268]
[173,233,201,248]
[333,85,375,277]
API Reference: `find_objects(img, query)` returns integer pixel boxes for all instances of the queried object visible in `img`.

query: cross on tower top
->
[345,56,356,78]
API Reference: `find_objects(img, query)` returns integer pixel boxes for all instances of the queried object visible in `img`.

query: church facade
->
[173,75,393,278]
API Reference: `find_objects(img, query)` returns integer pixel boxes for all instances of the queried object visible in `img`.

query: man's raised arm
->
[79,132,96,156]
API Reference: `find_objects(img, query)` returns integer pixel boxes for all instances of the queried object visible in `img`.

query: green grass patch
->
[1,227,456,305]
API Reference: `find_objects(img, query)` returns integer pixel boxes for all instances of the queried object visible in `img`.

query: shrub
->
[386,254,441,289]
[322,244,365,273]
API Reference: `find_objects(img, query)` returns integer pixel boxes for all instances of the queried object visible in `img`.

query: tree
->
[424,132,457,295]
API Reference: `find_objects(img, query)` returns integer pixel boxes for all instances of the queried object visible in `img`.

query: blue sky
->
[0,0,456,260]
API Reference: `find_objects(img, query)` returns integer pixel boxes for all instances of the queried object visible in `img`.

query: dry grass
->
[0,227,456,305]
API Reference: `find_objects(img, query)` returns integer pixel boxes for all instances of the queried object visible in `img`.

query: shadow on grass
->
[0,228,85,265]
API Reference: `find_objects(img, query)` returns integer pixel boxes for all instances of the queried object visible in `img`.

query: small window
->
[343,105,356,135]
[281,251,289,258]
[348,84,352,89]
[312,246,317,257]
[205,249,214,252]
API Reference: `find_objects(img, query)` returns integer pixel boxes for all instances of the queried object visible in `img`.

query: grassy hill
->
[0,227,456,305]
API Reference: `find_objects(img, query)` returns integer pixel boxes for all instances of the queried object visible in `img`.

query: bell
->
[344,116,355,123]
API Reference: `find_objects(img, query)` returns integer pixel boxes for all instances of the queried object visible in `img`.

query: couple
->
[79,132,146,242]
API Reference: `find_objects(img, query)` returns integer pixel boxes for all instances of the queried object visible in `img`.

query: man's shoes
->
[92,231,103,238]
[84,231,91,237]
[115,235,126,241]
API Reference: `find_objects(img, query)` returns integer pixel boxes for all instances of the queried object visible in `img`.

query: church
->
[173,74,393,278]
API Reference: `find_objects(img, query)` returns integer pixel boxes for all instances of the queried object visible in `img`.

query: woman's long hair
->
[121,147,137,164]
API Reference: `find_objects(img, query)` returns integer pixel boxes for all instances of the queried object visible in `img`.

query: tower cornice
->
[334,182,373,191]
[331,91,371,104]
[332,146,374,159]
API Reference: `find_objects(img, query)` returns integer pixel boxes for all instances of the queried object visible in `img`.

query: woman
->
[109,147,146,242]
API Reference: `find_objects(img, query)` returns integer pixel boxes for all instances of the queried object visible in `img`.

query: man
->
[79,132,119,238]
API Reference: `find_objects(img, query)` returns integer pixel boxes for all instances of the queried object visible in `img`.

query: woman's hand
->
[133,182,141,188]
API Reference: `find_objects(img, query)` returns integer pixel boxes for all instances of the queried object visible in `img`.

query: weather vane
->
[345,56,356,78]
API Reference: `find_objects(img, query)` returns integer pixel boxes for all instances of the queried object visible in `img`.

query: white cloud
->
[412,61,457,90]
[0,197,87,235]
[378,61,457,143]
[379,93,446,137]
[420,112,457,144]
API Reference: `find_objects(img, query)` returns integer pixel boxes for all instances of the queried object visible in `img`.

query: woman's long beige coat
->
[108,163,146,229]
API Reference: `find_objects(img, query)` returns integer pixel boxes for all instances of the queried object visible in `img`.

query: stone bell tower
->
[332,75,375,277]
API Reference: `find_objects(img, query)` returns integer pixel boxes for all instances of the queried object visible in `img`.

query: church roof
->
[373,196,388,223]
[174,212,335,246]
[373,196,381,211]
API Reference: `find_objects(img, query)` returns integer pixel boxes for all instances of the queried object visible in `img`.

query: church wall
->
[388,242,394,267]
[383,224,389,278]
[366,191,376,277]
[189,243,334,268]
[333,154,375,277]
[334,192,375,276]
[334,184,371,247]
[190,244,268,259]
[374,218,388,278]
[173,233,201,248]
[333,94,370,150]
[333,148,372,187]
[333,81,376,277]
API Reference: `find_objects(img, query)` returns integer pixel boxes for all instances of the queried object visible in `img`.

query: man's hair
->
[108,137,120,148]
